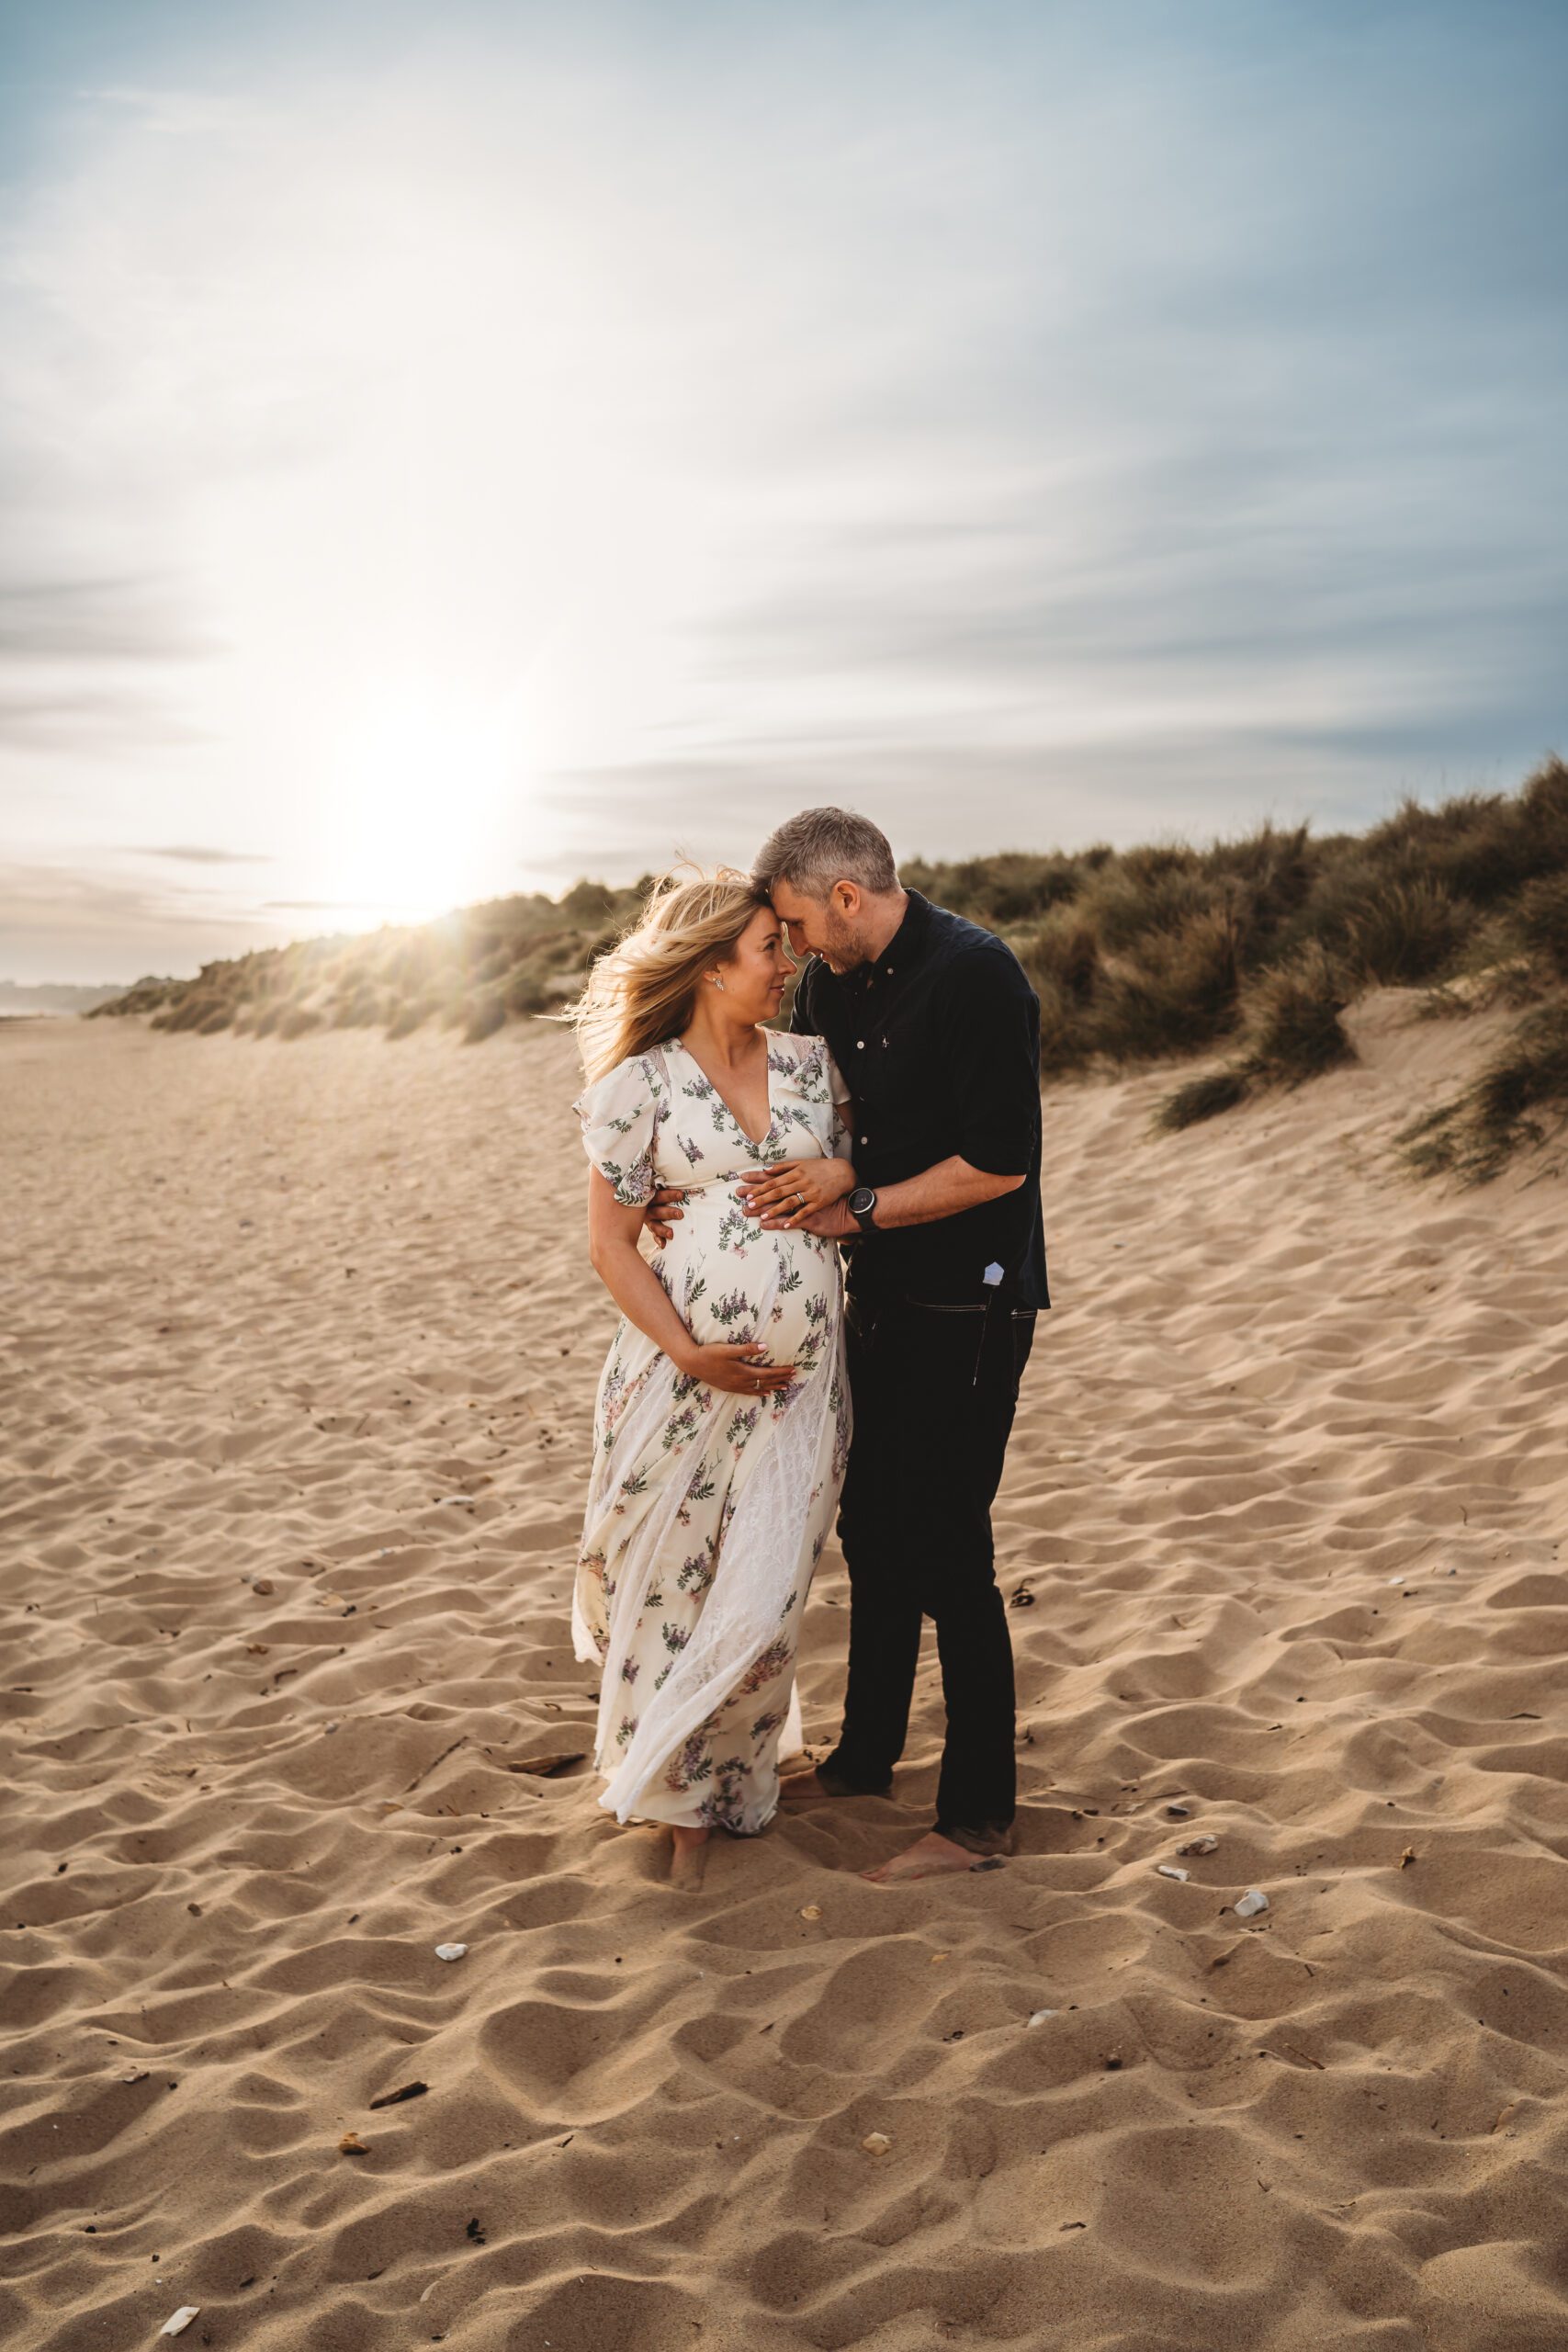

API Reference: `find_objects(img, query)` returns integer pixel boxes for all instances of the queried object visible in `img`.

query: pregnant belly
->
[659,1182,839,1368]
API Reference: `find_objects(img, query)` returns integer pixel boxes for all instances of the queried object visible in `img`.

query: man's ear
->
[833,880,861,921]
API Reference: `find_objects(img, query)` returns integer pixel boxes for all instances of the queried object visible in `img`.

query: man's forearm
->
[867,1155,1024,1231]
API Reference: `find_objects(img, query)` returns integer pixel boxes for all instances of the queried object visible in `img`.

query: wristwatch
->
[848,1184,879,1237]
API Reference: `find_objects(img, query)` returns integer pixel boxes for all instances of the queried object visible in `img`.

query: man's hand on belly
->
[740,1157,857,1231]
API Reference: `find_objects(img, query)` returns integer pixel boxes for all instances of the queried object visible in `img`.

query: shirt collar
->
[851,888,929,987]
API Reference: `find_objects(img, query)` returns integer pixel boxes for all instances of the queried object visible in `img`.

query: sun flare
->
[312,686,525,929]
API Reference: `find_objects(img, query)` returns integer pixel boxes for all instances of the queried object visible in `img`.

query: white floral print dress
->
[571,1030,853,1835]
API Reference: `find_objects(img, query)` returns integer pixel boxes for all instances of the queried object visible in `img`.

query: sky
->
[1,0,1564,983]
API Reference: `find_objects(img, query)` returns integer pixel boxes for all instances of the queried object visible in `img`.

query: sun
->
[313,686,524,928]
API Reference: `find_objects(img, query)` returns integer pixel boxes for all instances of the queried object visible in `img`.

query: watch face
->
[850,1187,875,1216]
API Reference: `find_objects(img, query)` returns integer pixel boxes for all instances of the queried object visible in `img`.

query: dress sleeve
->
[572,1053,669,1206]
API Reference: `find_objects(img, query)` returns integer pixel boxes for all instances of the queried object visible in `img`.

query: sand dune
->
[4,999,1568,2352]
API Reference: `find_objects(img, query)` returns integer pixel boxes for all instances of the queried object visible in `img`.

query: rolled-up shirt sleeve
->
[938,947,1039,1177]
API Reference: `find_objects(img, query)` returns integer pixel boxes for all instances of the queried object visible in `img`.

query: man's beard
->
[820,905,868,974]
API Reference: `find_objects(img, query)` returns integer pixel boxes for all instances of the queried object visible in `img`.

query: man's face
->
[770,877,864,974]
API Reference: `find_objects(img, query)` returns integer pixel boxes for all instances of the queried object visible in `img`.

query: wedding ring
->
[795,1190,806,1210]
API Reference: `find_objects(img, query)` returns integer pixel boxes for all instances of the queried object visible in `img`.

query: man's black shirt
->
[790,888,1050,1309]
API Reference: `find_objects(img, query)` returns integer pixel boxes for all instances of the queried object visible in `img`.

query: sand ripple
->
[4,1000,1568,2350]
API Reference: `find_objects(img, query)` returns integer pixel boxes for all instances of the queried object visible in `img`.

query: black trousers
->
[819,1285,1037,1845]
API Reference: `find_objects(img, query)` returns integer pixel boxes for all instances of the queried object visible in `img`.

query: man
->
[744,806,1049,1883]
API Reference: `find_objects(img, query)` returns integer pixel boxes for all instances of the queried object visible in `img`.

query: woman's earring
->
[710,971,725,990]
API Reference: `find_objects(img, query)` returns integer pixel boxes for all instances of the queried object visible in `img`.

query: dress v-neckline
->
[670,1033,775,1151]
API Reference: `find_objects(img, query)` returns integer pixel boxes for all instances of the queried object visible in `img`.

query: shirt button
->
[860,1135,868,1146]
[856,1040,864,1049]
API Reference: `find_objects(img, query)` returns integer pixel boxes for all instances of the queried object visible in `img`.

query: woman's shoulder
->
[573,1042,674,1124]
[766,1029,835,1091]
[765,1026,822,1064]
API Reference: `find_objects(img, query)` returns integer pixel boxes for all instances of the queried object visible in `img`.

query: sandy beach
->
[5,1002,1568,2352]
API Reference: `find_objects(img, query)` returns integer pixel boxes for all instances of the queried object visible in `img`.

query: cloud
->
[532,730,1388,884]
[0,571,220,748]
[0,574,220,663]
[0,855,292,982]
[129,842,273,864]
[0,689,213,752]
[0,1,1563,950]
[261,897,416,912]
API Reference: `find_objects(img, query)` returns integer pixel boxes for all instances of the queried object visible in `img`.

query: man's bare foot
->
[669,1825,710,1889]
[861,1830,987,1884]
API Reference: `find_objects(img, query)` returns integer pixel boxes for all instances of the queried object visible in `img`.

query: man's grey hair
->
[752,807,898,901]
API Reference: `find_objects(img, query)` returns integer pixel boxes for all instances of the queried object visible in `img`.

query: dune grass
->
[1397,1000,1568,1183]
[92,758,1568,1178]
[91,878,646,1048]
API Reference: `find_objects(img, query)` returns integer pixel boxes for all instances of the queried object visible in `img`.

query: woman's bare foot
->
[669,1824,710,1889]
[861,1830,984,1884]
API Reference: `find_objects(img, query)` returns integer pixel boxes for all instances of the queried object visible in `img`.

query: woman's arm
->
[586,1172,794,1392]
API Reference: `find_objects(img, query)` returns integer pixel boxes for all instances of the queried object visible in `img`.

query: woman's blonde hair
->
[565,865,770,1081]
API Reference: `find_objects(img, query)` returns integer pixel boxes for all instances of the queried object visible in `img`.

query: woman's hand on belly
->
[675,1339,796,1396]
[740,1157,856,1230]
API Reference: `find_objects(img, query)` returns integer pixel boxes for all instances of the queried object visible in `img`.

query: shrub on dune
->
[1202,820,1314,912]
[1342,877,1474,986]
[89,760,1568,1185]
[1155,1068,1253,1131]
[464,992,508,1043]
[1032,975,1087,1076]
[1401,999,1568,1182]
[1360,794,1530,906]
[503,967,559,1017]
[1515,873,1568,979]
[1245,944,1356,1080]
[1472,1002,1568,1132]
[903,850,1086,924]
[331,989,380,1028]
[1018,910,1100,1071]
[1089,904,1244,1061]
[1150,943,1351,1131]
[1077,857,1213,956]
[155,995,210,1032]
[1517,753,1568,860]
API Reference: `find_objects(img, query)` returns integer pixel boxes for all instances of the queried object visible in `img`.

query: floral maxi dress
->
[571,1031,853,1835]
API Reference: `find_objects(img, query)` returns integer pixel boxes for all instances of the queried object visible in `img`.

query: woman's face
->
[719,903,792,1023]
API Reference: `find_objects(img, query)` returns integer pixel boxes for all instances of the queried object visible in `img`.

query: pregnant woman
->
[568,870,855,1886]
